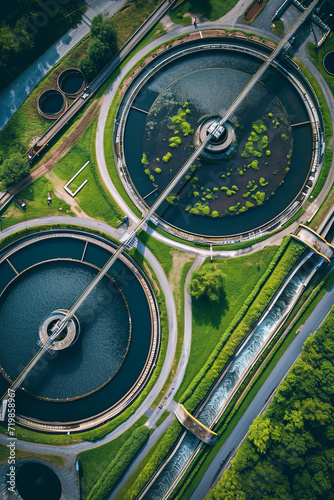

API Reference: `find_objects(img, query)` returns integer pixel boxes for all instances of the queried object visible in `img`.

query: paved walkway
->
[0,0,128,130]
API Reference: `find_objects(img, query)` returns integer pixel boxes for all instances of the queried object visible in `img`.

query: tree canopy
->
[79,13,117,81]
[187,265,224,302]
[0,0,82,92]
[0,152,30,188]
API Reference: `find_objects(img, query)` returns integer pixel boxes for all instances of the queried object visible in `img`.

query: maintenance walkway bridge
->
[291,224,334,262]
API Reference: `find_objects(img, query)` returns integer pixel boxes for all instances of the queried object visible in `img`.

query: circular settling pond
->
[16,462,61,500]
[323,51,334,75]
[37,89,67,119]
[0,232,159,430]
[58,68,86,97]
[116,38,319,240]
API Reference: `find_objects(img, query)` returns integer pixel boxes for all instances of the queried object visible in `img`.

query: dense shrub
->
[188,266,225,302]
[0,152,30,188]
[123,421,182,500]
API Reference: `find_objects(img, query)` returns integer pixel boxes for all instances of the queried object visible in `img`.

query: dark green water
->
[40,91,64,114]
[60,72,84,94]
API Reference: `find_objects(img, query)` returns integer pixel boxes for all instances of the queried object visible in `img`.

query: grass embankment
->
[272,19,284,36]
[173,262,334,499]
[79,416,147,499]
[0,0,164,164]
[0,443,66,468]
[0,36,90,162]
[1,16,166,230]
[86,426,150,500]
[176,245,278,396]
[169,0,240,25]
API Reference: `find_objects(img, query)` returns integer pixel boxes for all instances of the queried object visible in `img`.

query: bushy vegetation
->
[188,266,225,302]
[162,152,173,163]
[179,238,305,413]
[86,426,150,500]
[79,13,117,81]
[0,152,30,188]
[209,308,334,500]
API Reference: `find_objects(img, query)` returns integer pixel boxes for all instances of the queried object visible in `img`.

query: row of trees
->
[209,309,334,499]
[79,14,118,82]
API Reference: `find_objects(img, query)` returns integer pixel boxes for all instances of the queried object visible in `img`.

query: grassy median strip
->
[0,443,66,468]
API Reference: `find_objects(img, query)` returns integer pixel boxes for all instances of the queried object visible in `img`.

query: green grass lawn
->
[79,416,147,499]
[0,0,165,163]
[52,118,124,225]
[176,266,334,500]
[1,176,74,229]
[169,0,240,24]
[0,36,90,161]
[177,246,278,395]
[271,19,284,36]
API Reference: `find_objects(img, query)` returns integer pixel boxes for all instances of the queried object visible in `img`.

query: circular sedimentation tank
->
[115,36,322,243]
[57,68,86,98]
[0,231,159,431]
[323,51,334,75]
[37,89,67,120]
[16,462,62,500]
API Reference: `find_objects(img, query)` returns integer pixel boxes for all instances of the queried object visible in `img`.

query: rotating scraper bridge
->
[0,0,319,420]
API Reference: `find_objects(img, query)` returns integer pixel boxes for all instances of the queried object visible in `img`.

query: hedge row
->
[180,237,306,413]
[123,420,183,500]
[87,426,150,500]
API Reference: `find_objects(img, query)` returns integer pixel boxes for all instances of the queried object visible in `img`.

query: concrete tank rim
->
[323,50,334,76]
[37,88,67,120]
[57,67,86,97]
